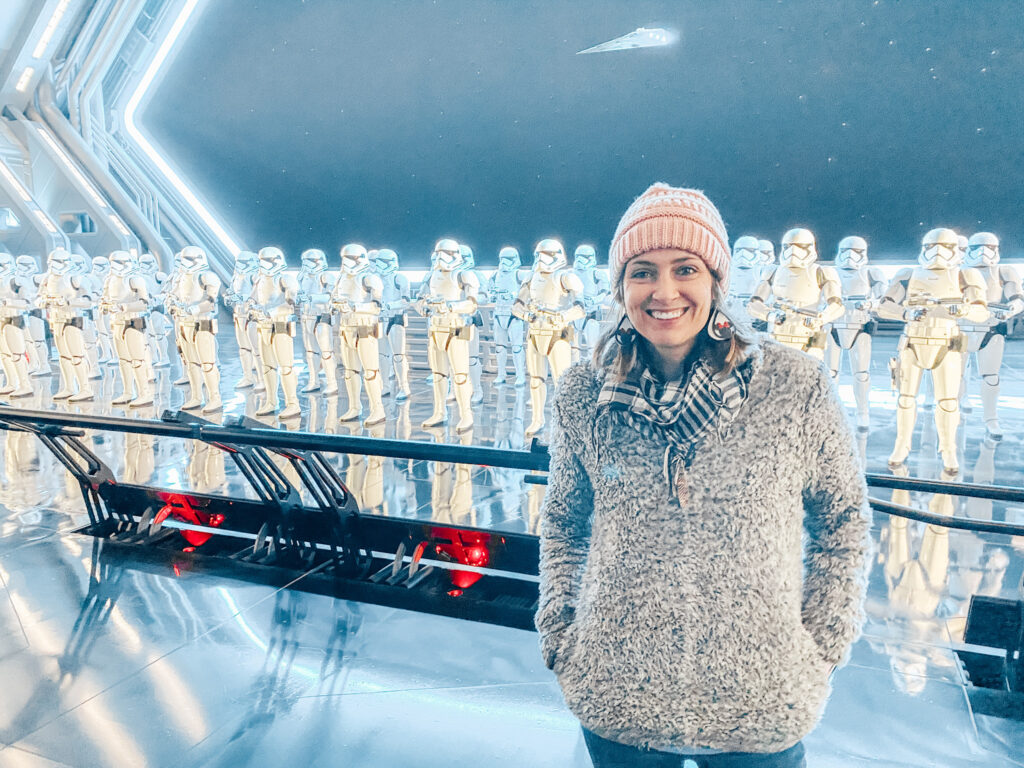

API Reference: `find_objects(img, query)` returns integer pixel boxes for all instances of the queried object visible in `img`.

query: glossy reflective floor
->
[0,317,1022,766]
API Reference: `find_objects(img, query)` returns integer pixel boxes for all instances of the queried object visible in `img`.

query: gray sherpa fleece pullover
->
[536,340,872,754]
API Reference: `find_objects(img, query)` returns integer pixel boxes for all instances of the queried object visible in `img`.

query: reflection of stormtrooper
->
[38,247,95,401]
[102,250,154,407]
[959,232,1024,440]
[224,251,261,389]
[485,246,527,386]
[138,252,172,369]
[167,246,222,413]
[459,245,485,405]
[0,252,36,397]
[747,228,844,360]
[297,249,338,394]
[571,244,610,361]
[375,248,411,400]
[416,239,479,432]
[246,247,302,419]
[728,235,767,327]
[330,244,386,425]
[877,228,988,473]
[15,256,52,377]
[824,236,887,430]
[513,239,585,437]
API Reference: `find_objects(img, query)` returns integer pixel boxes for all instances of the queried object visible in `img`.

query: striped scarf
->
[597,351,750,504]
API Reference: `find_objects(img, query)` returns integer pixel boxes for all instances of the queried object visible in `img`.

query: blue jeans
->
[582,728,807,768]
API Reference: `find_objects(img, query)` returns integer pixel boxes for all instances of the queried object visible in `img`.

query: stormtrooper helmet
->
[138,253,159,276]
[109,250,139,276]
[459,244,475,270]
[573,244,597,271]
[300,248,327,274]
[534,239,567,274]
[16,255,40,277]
[757,239,775,265]
[340,243,370,275]
[0,252,14,276]
[180,246,209,273]
[258,246,287,275]
[835,236,869,270]
[432,239,463,272]
[235,250,259,274]
[731,236,761,268]
[47,247,74,275]
[498,246,521,272]
[966,232,999,267]
[91,256,110,277]
[374,249,399,275]
[780,229,817,268]
[919,229,960,269]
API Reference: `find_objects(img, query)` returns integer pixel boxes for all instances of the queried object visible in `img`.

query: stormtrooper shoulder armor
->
[559,270,584,295]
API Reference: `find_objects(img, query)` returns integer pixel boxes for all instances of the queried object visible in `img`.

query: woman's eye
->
[629,270,651,280]
[676,266,696,277]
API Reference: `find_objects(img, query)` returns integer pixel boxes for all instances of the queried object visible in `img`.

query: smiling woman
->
[535,183,873,767]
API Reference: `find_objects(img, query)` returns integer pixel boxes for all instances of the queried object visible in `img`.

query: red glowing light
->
[430,527,492,590]
[154,493,225,547]
[447,589,464,597]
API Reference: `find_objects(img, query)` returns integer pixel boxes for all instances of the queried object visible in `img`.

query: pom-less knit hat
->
[609,183,731,292]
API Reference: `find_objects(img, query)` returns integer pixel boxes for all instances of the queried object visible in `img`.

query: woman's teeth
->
[649,308,686,320]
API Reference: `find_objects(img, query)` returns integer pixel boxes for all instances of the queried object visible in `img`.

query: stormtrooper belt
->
[115,317,147,332]
[0,314,26,328]
[386,314,406,333]
[339,323,380,340]
[260,320,296,335]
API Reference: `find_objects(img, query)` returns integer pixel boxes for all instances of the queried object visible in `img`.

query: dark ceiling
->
[144,0,1024,266]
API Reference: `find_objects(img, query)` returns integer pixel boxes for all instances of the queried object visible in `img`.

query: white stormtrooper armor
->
[13,255,51,378]
[877,228,988,473]
[513,239,585,436]
[167,246,222,413]
[758,239,775,267]
[959,232,1024,440]
[375,248,411,400]
[102,250,154,407]
[485,246,527,386]
[747,228,845,361]
[416,238,479,432]
[330,243,386,426]
[297,248,338,394]
[69,253,103,381]
[246,246,301,419]
[728,235,767,327]
[459,244,485,405]
[38,247,95,401]
[138,252,172,370]
[824,236,888,430]
[0,252,36,397]
[224,250,261,389]
[571,244,610,362]
[89,256,115,364]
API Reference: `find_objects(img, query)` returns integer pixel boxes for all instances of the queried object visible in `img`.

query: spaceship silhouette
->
[576,27,678,55]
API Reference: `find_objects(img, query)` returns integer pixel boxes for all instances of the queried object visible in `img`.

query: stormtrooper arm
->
[511,282,533,321]
[875,271,911,321]
[448,271,480,315]
[6,279,31,309]
[197,273,221,315]
[559,272,586,324]
[998,266,1024,319]
[818,268,845,324]
[745,276,774,321]
[354,274,384,315]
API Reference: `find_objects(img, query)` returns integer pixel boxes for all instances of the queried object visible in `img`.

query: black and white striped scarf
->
[597,351,750,503]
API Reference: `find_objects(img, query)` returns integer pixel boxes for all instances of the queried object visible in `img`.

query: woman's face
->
[622,248,715,371]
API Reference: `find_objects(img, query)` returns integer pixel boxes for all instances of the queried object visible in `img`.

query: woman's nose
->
[651,273,677,300]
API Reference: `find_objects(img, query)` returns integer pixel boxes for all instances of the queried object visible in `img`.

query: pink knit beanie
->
[609,183,731,292]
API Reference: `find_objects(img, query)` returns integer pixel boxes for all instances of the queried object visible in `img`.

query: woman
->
[536,183,871,767]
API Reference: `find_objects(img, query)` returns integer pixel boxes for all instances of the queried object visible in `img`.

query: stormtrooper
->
[571,244,610,361]
[959,232,1024,440]
[89,255,115,364]
[297,248,338,394]
[245,246,302,419]
[747,228,845,361]
[374,248,411,400]
[38,247,95,401]
[484,246,527,386]
[727,235,767,327]
[459,244,485,405]
[877,228,988,473]
[758,239,776,267]
[513,239,585,437]
[415,238,479,432]
[824,236,888,430]
[166,246,222,413]
[101,250,154,407]
[69,252,105,380]
[329,243,386,426]
[0,252,36,397]
[14,255,51,377]
[138,252,172,370]
[224,250,262,389]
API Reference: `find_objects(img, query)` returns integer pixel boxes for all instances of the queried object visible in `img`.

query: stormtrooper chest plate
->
[174,273,206,305]
[529,271,571,311]
[772,266,822,308]
[907,268,962,302]
[427,270,463,302]
[336,273,372,303]
[729,266,762,299]
[253,275,288,310]
[490,271,520,309]
[106,275,137,304]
